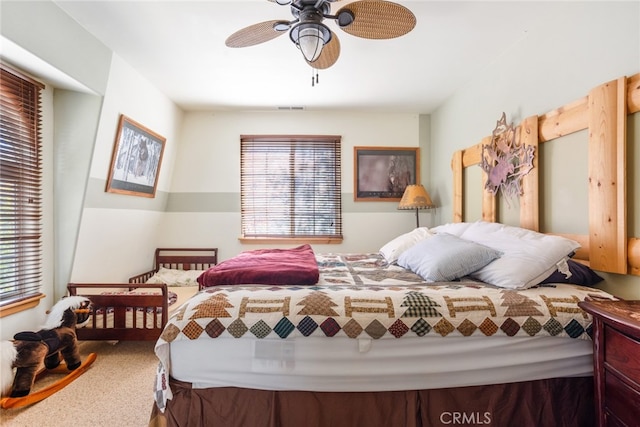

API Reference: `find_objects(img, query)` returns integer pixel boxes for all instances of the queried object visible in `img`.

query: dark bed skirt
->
[149,377,594,427]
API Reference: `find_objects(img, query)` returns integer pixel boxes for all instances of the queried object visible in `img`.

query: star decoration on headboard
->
[480,112,535,205]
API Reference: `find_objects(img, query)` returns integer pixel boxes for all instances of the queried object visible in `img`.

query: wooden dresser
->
[578,300,640,427]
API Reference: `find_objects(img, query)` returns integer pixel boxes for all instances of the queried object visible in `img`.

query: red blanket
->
[197,244,319,288]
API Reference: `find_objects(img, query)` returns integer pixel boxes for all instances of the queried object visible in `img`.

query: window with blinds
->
[240,135,342,240]
[0,64,44,306]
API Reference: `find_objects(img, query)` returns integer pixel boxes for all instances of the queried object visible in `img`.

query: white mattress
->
[169,334,594,392]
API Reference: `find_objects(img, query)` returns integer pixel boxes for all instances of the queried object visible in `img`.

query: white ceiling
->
[52,1,565,113]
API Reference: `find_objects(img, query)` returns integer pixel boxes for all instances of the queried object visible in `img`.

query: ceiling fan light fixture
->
[227,0,415,71]
[290,22,331,63]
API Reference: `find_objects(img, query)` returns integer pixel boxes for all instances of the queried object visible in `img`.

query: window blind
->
[240,135,342,239]
[0,63,44,305]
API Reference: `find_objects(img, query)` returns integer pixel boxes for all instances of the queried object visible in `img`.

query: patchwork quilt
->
[154,253,615,410]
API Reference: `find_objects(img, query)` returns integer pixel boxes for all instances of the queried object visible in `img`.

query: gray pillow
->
[397,233,501,282]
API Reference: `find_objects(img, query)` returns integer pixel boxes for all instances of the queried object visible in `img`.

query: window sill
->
[239,237,343,244]
[0,293,45,318]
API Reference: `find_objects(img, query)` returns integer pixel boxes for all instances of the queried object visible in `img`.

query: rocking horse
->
[0,296,97,409]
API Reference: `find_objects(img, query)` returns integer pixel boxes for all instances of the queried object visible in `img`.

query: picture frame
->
[354,146,420,201]
[106,115,166,198]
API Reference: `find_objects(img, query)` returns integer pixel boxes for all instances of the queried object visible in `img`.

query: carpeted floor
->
[1,340,158,427]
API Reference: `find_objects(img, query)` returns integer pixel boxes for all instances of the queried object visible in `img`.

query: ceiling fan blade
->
[306,31,341,69]
[336,0,416,40]
[225,20,288,48]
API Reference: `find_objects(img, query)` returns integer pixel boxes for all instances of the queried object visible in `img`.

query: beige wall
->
[157,111,424,260]
[71,54,184,283]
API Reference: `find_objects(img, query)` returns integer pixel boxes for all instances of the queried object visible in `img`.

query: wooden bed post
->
[452,150,463,222]
[629,238,640,275]
[519,115,539,231]
[587,77,627,273]
[477,136,496,223]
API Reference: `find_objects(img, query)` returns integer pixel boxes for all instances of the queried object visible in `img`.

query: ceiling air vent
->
[277,106,305,111]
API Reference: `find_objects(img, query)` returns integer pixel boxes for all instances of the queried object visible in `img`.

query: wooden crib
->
[67,248,217,341]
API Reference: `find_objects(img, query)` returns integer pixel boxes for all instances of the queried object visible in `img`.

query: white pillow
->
[429,222,474,237]
[458,221,581,289]
[397,233,502,282]
[379,227,434,264]
[145,267,204,287]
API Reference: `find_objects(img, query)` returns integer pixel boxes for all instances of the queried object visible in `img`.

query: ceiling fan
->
[225,0,416,70]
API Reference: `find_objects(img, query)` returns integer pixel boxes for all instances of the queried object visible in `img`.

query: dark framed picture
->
[354,146,420,201]
[106,115,166,198]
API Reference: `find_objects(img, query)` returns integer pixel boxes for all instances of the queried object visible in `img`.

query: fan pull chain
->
[311,68,320,87]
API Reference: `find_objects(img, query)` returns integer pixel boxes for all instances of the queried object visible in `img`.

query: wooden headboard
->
[154,247,218,271]
[128,247,218,284]
[451,73,640,276]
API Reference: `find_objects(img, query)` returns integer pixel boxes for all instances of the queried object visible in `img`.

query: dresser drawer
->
[605,325,640,384]
[604,412,628,427]
[604,371,640,426]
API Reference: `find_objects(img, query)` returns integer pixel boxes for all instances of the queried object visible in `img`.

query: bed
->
[149,240,616,427]
[67,248,217,341]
